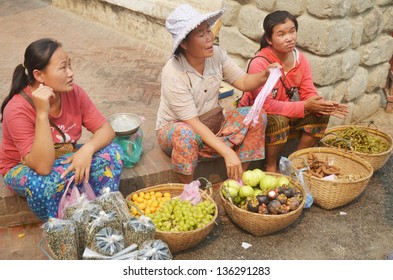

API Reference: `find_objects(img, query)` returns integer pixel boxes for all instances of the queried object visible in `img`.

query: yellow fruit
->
[131,207,138,216]
[138,202,146,210]
[155,192,163,198]
[164,192,171,198]
[132,194,139,201]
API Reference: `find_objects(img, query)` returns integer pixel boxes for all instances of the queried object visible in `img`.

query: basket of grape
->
[219,170,306,236]
[288,147,373,210]
[126,180,218,253]
[320,125,392,171]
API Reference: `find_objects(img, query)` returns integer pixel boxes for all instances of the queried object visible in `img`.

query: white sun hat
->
[165,4,224,56]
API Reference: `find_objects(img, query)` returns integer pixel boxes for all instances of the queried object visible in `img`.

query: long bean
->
[325,127,389,154]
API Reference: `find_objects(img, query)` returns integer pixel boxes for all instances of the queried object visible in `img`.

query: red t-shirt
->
[239,47,318,118]
[0,83,106,175]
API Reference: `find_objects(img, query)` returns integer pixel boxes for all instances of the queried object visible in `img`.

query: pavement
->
[1,0,393,261]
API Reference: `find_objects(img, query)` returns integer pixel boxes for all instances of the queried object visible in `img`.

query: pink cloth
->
[0,83,106,175]
[239,47,318,118]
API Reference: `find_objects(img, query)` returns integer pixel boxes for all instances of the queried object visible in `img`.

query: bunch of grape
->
[147,198,215,232]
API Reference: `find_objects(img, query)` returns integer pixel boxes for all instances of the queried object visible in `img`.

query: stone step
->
[0,178,41,227]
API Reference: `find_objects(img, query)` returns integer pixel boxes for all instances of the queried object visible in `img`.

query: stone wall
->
[49,0,393,124]
[220,0,393,125]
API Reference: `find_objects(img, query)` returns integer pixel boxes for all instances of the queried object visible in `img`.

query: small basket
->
[219,173,306,236]
[320,125,392,171]
[288,147,373,210]
[127,182,218,253]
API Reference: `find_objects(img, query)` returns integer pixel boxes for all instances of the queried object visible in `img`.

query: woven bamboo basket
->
[219,173,306,236]
[288,147,373,210]
[320,125,392,171]
[127,183,218,253]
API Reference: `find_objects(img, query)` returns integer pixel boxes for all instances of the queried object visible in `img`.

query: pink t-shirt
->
[0,83,106,175]
[239,47,318,118]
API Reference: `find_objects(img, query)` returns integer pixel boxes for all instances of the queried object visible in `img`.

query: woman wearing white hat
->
[156,4,280,183]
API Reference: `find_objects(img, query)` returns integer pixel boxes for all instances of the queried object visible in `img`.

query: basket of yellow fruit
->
[220,169,306,236]
[126,179,218,253]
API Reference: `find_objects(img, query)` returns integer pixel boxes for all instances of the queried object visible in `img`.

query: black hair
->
[259,10,298,51]
[1,38,61,122]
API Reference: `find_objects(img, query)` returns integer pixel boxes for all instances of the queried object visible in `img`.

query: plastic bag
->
[57,175,96,219]
[123,215,155,248]
[86,211,123,256]
[179,180,202,205]
[113,127,144,168]
[279,156,313,208]
[83,244,138,260]
[243,67,281,126]
[88,227,125,257]
[63,201,103,259]
[41,218,79,260]
[95,188,131,222]
[137,239,172,260]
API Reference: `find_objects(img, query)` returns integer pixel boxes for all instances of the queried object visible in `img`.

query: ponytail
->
[0,38,61,122]
[1,64,30,122]
[258,34,270,51]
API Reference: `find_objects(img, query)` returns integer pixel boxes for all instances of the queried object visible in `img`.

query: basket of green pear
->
[220,169,306,236]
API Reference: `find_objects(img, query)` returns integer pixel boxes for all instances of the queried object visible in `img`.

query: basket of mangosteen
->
[319,125,392,172]
[288,147,373,210]
[219,169,306,236]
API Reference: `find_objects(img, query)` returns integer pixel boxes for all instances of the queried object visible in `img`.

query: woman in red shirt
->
[0,38,124,220]
[238,10,348,172]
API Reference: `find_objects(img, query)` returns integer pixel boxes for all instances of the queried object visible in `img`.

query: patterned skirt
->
[3,142,124,220]
[157,107,267,175]
[265,114,330,146]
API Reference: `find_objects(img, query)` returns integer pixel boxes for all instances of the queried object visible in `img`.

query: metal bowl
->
[107,113,142,135]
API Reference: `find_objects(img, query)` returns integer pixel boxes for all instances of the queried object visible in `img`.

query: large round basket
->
[128,183,218,254]
[320,125,392,171]
[219,173,306,236]
[288,147,373,210]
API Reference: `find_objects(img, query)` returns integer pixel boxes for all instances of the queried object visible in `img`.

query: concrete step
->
[0,178,41,227]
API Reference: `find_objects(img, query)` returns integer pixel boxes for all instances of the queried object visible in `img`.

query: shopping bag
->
[57,175,96,219]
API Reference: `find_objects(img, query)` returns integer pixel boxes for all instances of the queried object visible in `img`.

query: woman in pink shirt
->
[0,38,124,220]
[238,11,348,172]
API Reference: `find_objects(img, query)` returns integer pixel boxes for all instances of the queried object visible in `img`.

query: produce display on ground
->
[127,182,218,253]
[288,147,373,210]
[220,169,306,236]
[320,125,393,171]
[41,191,173,260]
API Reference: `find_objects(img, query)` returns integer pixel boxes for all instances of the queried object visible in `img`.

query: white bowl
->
[107,113,142,135]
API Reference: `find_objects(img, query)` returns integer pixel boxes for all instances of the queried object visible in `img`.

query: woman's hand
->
[330,103,349,119]
[304,96,336,115]
[304,96,349,118]
[223,149,243,181]
[31,84,55,116]
[60,144,95,184]
[266,62,282,75]
[60,122,114,183]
